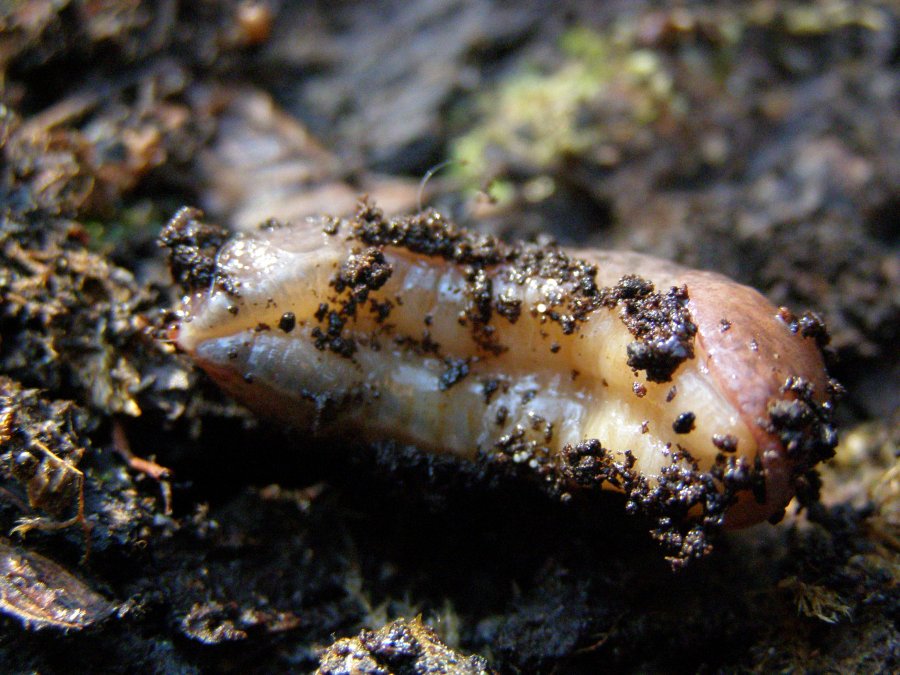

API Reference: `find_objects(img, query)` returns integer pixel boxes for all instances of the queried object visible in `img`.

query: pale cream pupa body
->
[164,202,838,563]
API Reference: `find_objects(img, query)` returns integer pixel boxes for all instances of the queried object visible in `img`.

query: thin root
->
[113,419,173,515]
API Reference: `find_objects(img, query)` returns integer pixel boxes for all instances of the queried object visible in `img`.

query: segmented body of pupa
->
[163,201,838,563]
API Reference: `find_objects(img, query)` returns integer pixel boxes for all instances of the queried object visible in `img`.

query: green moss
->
[776,2,887,35]
[84,200,166,253]
[450,26,679,187]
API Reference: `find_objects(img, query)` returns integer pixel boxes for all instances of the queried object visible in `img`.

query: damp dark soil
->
[0,2,897,673]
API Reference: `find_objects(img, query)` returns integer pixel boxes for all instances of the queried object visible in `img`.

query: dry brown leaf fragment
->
[0,377,93,554]
[0,538,114,631]
[179,600,302,644]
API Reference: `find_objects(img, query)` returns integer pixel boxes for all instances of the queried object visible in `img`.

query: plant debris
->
[0,538,114,631]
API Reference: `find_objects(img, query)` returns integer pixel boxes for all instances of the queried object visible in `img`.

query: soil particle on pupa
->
[672,412,696,434]
[599,276,697,383]
[310,246,394,358]
[557,438,772,567]
[159,208,237,296]
[336,201,696,373]
[764,376,840,500]
[278,312,296,333]
[439,356,471,391]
